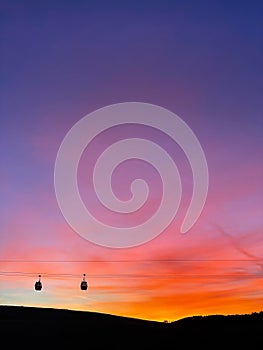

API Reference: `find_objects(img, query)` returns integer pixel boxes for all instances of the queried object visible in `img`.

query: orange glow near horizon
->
[1,210,262,322]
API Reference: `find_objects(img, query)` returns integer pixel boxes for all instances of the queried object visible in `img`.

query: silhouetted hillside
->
[0,305,262,347]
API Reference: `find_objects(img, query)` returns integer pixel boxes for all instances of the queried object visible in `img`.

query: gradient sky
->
[1,0,263,321]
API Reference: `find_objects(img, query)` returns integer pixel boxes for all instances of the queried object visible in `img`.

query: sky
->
[0,0,263,322]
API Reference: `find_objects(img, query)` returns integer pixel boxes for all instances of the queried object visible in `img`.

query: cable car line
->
[0,269,262,292]
[0,259,262,263]
[0,271,262,279]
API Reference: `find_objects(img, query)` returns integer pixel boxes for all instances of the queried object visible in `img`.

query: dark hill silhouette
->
[0,305,262,347]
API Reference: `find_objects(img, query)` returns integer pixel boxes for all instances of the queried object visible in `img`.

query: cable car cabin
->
[80,274,88,290]
[35,275,42,291]
[80,280,88,290]
[35,281,42,291]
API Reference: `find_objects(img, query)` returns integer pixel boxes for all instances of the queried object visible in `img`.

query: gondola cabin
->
[35,275,42,291]
[80,274,88,290]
